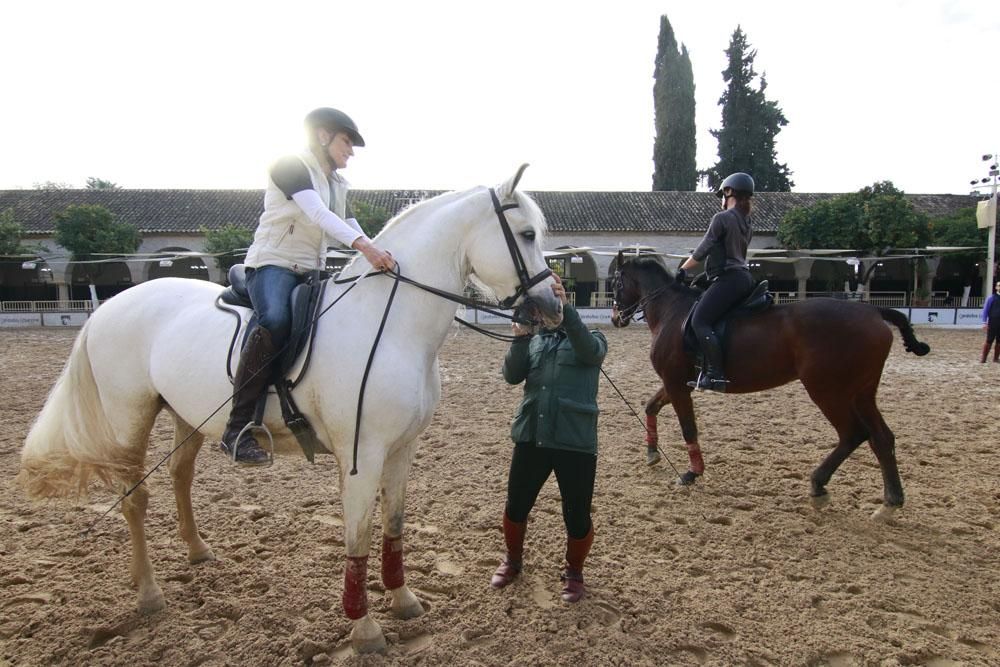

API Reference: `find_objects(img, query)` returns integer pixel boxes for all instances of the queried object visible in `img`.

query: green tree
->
[777,181,930,285]
[86,177,121,190]
[55,205,141,257]
[351,200,392,238]
[928,206,988,286]
[33,180,71,190]
[55,205,141,284]
[706,27,793,192]
[652,15,697,191]
[0,208,27,255]
[928,207,985,248]
[202,224,255,273]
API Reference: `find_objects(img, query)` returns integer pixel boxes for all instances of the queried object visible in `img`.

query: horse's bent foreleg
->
[669,387,704,485]
[379,443,423,620]
[121,480,166,614]
[340,459,387,654]
[167,415,213,563]
[644,387,670,466]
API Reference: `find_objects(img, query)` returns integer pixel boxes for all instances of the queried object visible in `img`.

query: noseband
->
[489,187,552,309]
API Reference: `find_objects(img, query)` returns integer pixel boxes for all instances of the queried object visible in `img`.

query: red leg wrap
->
[645,415,658,446]
[687,443,705,475]
[381,535,405,591]
[343,555,369,620]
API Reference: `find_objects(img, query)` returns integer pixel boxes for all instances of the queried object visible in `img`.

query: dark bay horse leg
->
[644,387,670,466]
[854,395,904,522]
[667,387,704,485]
[806,395,869,509]
[804,383,902,520]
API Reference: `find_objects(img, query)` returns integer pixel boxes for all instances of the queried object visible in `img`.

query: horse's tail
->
[878,307,931,356]
[18,319,138,499]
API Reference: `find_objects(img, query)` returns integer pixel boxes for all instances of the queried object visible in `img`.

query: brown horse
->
[610,254,930,522]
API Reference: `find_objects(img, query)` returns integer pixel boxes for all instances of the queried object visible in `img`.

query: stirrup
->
[686,370,728,392]
[230,422,275,467]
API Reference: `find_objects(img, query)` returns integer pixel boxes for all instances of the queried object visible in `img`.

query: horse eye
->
[520,230,535,242]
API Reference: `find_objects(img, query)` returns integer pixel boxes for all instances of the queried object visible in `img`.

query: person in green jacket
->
[490,273,607,603]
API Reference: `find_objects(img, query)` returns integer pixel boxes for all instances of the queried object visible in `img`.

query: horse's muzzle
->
[611,306,629,328]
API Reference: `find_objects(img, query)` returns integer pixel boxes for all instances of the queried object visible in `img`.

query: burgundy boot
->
[490,513,526,589]
[982,341,991,363]
[560,525,594,603]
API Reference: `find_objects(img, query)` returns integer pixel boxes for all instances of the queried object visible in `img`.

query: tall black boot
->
[221,326,276,465]
[688,330,728,393]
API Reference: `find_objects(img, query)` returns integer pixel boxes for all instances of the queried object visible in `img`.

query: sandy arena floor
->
[1,324,998,666]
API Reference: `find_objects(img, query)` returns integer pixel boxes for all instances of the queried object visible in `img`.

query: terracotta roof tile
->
[0,188,977,236]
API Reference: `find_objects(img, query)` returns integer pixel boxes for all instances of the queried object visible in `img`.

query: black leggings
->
[987,323,1000,345]
[691,268,755,336]
[505,442,596,539]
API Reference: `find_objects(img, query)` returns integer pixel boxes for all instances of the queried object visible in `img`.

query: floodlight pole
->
[988,176,997,297]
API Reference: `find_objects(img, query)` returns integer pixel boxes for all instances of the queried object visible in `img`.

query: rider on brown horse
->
[678,172,755,392]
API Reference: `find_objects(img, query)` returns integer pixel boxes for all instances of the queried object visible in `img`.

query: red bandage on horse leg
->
[687,442,705,475]
[645,415,658,446]
[381,535,405,591]
[343,555,369,620]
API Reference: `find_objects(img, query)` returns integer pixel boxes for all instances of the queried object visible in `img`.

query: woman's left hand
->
[551,273,568,305]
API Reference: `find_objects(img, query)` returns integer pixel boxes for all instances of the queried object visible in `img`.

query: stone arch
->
[0,258,58,301]
[146,247,210,282]
[551,247,599,307]
[70,259,134,300]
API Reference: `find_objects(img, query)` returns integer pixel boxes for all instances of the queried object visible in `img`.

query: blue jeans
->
[246,265,304,348]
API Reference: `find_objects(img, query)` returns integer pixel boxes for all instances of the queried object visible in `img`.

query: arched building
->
[0,188,984,304]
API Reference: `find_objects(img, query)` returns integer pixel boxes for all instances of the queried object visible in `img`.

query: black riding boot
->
[221,326,276,465]
[688,330,728,393]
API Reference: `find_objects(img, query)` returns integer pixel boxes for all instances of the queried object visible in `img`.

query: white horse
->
[18,166,562,654]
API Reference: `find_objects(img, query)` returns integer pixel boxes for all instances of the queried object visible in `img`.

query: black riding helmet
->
[304,107,366,147]
[717,172,754,198]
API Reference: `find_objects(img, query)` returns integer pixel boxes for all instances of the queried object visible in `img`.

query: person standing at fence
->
[221,108,395,465]
[490,273,607,603]
[981,280,1000,363]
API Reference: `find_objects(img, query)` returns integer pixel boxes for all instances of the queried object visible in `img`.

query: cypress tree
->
[652,16,697,191]
[707,27,793,192]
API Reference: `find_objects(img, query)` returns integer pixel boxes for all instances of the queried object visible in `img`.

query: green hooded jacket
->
[503,304,607,454]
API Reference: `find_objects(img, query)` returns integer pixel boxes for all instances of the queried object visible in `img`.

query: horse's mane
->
[627,256,699,297]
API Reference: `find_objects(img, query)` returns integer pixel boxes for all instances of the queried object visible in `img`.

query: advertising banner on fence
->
[0,313,43,328]
[41,312,89,327]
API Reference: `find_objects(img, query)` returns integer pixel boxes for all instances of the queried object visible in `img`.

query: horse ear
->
[616,250,624,266]
[496,163,530,200]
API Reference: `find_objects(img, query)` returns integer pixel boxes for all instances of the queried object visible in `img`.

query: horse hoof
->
[189,547,216,564]
[871,504,898,524]
[676,471,698,486]
[350,615,387,654]
[389,586,425,619]
[646,449,662,466]
[137,590,166,615]
[810,494,831,510]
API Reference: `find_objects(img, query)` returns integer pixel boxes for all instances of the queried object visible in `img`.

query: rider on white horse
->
[222,108,395,465]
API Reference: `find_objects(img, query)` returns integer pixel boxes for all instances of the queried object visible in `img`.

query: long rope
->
[598,368,684,480]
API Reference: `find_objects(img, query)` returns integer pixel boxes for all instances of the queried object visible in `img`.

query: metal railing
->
[1,300,97,313]
[772,291,987,308]
[590,291,614,308]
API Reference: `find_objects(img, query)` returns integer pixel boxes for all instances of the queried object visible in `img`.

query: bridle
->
[489,186,552,308]
[612,268,667,326]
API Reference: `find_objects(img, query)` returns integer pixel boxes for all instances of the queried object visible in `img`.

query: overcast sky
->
[2,0,998,195]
